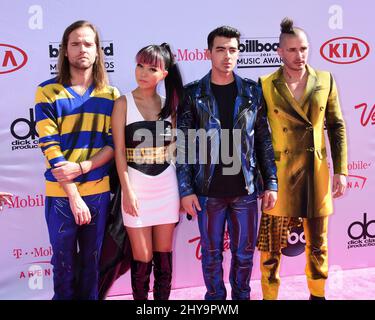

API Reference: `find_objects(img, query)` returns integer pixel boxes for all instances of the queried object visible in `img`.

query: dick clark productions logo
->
[347,213,375,249]
[10,108,39,151]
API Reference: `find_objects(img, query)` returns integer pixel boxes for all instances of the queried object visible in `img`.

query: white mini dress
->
[121,92,179,228]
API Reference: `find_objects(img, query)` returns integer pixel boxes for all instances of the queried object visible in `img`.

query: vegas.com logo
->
[281,225,306,257]
[10,108,39,151]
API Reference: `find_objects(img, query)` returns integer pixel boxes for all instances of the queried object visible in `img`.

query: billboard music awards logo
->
[0,43,28,74]
[281,225,306,257]
[10,108,39,151]
[48,40,115,75]
[320,37,370,64]
[347,213,375,250]
[237,37,281,69]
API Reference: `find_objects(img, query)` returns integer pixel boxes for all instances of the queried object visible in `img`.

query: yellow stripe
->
[36,84,119,104]
[114,88,120,100]
[91,86,120,100]
[41,141,59,148]
[35,84,74,104]
[44,148,102,168]
[44,145,64,162]
[59,113,110,135]
[45,176,110,197]
[37,118,59,139]
[46,158,51,169]
[62,148,102,162]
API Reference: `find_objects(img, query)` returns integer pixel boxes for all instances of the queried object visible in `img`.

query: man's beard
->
[70,59,94,71]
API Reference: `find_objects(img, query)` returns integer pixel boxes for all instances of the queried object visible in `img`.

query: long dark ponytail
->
[159,43,183,120]
[135,43,184,120]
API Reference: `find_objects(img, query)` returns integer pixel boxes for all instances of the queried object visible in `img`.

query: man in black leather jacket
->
[176,26,278,300]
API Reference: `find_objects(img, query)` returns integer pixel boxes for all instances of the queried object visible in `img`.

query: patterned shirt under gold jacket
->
[260,65,348,219]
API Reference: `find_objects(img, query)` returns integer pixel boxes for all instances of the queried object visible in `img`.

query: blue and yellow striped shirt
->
[35,77,120,197]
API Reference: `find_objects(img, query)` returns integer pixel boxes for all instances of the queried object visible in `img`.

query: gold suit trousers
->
[258,214,329,299]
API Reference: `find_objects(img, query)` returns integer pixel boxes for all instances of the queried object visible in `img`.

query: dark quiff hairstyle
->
[279,17,307,46]
[57,20,108,89]
[207,26,241,51]
[136,43,184,119]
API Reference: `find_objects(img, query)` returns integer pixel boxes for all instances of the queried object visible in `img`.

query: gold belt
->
[126,145,170,164]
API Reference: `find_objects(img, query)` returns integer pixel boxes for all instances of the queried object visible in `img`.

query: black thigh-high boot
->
[153,251,172,300]
[131,259,152,300]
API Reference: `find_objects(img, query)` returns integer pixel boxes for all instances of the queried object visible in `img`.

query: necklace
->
[284,69,306,84]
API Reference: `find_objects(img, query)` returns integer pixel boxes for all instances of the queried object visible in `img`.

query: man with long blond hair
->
[35,20,119,300]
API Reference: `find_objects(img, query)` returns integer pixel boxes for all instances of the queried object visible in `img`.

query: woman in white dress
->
[111,43,183,300]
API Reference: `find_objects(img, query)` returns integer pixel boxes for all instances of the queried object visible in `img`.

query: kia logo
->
[320,37,370,64]
[0,44,28,74]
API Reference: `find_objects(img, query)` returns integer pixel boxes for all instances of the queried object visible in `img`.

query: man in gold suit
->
[257,18,348,300]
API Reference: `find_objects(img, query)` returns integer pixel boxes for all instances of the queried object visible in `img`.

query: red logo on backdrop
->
[189,231,230,260]
[346,161,370,191]
[347,175,367,190]
[320,37,370,64]
[174,49,209,62]
[328,161,370,192]
[12,247,52,281]
[6,194,44,209]
[355,103,375,126]
[0,44,28,74]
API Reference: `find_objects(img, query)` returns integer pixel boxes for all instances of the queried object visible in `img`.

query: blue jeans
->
[45,192,110,300]
[197,195,258,300]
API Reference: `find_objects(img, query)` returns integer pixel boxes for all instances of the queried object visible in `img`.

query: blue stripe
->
[60,131,110,151]
[41,143,60,152]
[64,84,94,100]
[38,77,57,87]
[45,163,110,182]
[106,135,114,149]
[35,103,57,122]
[39,134,61,144]
[36,97,114,121]
[49,156,66,167]
[56,97,114,118]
